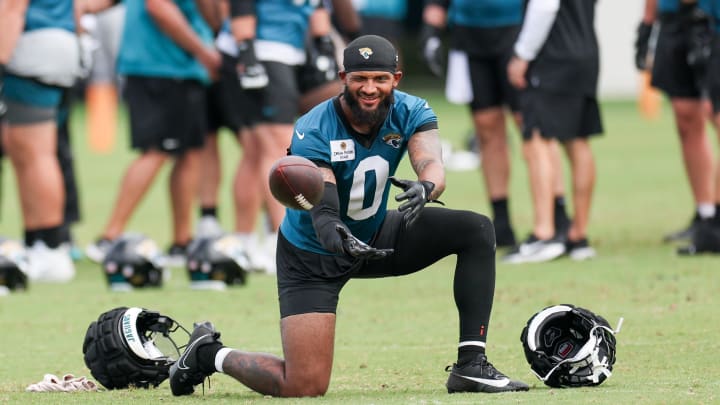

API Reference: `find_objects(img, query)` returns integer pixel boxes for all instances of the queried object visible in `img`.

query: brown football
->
[269,155,324,210]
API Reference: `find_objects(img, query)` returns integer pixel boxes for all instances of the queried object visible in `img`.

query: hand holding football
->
[269,156,324,210]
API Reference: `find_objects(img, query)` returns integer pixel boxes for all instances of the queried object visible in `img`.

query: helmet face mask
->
[521,304,619,388]
[83,307,190,389]
[119,307,183,363]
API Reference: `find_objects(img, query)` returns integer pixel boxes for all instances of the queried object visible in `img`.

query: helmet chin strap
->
[614,317,624,334]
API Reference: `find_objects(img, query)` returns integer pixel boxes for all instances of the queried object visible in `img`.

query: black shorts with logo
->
[124,76,206,154]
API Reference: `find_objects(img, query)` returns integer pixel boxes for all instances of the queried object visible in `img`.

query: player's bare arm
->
[408,128,445,200]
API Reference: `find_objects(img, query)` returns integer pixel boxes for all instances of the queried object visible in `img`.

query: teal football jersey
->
[280,90,438,254]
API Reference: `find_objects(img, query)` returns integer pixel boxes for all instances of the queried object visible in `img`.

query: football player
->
[637,0,720,250]
[169,35,529,397]
[0,0,77,282]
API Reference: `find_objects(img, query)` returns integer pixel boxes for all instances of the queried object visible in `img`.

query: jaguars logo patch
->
[383,133,402,149]
[359,47,373,60]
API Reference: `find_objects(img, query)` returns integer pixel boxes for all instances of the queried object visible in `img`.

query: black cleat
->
[677,219,720,255]
[446,354,529,393]
[169,321,222,396]
[565,238,597,261]
[663,214,701,243]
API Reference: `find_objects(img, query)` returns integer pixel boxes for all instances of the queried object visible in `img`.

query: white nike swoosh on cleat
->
[455,374,511,387]
[177,334,211,370]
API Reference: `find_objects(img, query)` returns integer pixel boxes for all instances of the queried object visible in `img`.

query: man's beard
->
[343,86,393,128]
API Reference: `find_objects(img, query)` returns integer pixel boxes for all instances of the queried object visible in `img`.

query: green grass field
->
[1,85,719,404]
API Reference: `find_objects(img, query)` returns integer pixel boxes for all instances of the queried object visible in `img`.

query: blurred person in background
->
[505,0,602,263]
[420,0,571,250]
[200,0,342,274]
[0,0,84,282]
[85,0,220,265]
[636,0,720,249]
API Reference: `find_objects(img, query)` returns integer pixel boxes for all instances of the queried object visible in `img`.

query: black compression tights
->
[362,207,497,344]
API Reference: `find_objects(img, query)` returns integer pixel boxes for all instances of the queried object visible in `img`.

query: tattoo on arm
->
[408,128,445,198]
[408,129,442,173]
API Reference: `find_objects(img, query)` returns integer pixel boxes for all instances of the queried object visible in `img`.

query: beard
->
[342,86,394,128]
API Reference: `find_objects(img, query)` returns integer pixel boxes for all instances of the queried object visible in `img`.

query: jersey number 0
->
[347,156,390,221]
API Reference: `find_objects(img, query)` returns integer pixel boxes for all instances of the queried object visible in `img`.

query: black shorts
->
[254,61,301,124]
[651,16,703,99]
[124,76,206,154]
[467,52,519,112]
[206,53,261,133]
[520,89,603,141]
[447,26,520,112]
[276,208,495,318]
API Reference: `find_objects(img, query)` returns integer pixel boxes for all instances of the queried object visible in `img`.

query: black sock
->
[453,216,495,362]
[26,226,63,248]
[554,196,570,231]
[458,345,485,365]
[24,230,39,247]
[197,342,224,374]
[490,198,509,224]
[200,206,217,218]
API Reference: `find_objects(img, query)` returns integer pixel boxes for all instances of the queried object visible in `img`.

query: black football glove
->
[0,64,7,117]
[335,225,393,260]
[309,35,338,83]
[419,24,445,77]
[389,177,443,226]
[236,39,269,89]
[634,22,653,70]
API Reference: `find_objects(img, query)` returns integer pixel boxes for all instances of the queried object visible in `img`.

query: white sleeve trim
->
[513,0,561,61]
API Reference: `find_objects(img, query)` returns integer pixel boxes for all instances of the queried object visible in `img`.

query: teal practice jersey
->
[25,0,74,32]
[280,90,438,254]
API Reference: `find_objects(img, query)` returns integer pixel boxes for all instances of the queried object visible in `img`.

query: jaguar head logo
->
[359,47,373,60]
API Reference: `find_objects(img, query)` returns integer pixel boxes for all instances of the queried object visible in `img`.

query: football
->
[269,155,324,210]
